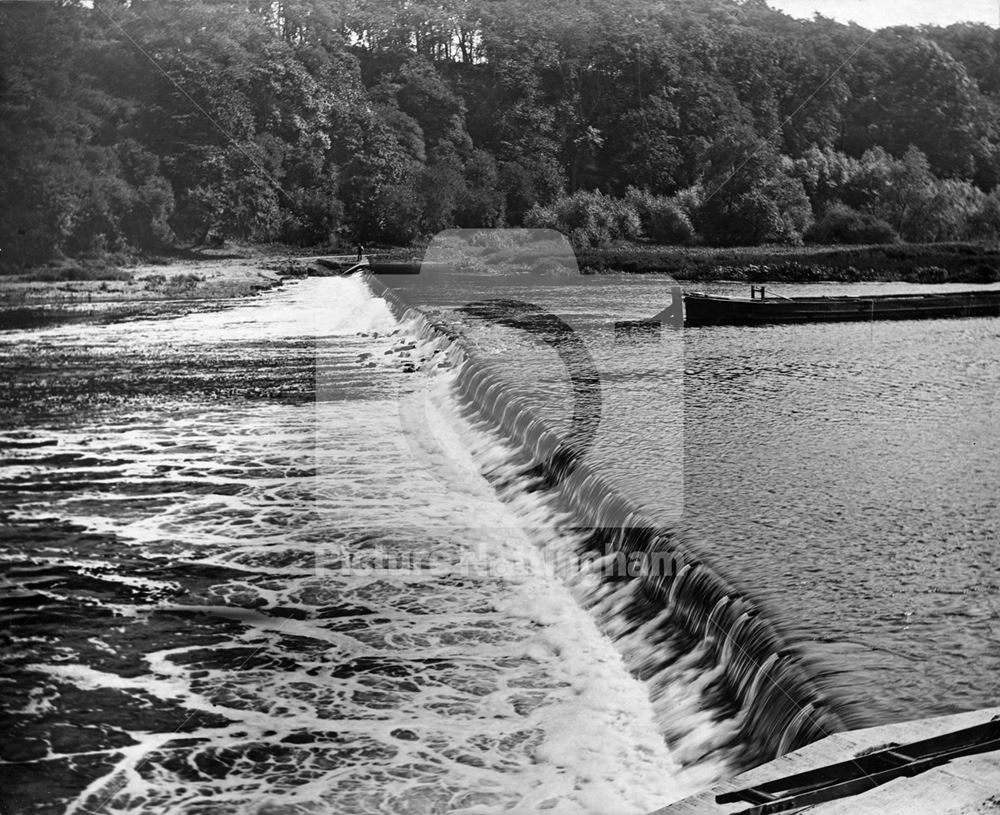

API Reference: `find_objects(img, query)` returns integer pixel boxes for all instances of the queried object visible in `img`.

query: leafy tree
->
[525,189,640,248]
[456,149,505,227]
[791,146,860,211]
[394,56,471,155]
[7,0,1000,270]
[417,152,466,234]
[696,126,812,245]
[340,111,421,241]
[926,23,1000,98]
[605,97,683,196]
[843,33,986,179]
[373,178,424,244]
[0,3,177,268]
[842,146,984,241]
[624,188,696,245]
[967,190,1000,242]
[498,158,565,225]
[804,204,899,245]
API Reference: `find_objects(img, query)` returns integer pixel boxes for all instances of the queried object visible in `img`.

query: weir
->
[364,272,868,773]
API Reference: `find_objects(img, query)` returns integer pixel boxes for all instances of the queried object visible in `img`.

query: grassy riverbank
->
[0,251,296,330]
[574,242,1000,282]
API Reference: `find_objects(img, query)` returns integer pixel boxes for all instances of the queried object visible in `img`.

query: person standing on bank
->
[356,242,364,263]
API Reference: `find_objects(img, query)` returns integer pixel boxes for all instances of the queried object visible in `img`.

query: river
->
[1,265,997,814]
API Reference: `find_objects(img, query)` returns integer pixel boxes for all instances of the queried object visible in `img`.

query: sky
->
[767,0,999,29]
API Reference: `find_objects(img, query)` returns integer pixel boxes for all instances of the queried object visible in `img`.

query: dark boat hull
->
[683,290,1000,326]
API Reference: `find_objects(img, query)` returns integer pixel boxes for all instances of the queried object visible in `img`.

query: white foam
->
[376,359,705,812]
[8,272,714,814]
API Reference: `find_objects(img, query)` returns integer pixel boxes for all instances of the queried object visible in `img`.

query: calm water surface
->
[684,280,1000,721]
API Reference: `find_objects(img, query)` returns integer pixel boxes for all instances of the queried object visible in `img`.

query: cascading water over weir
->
[360,232,868,776]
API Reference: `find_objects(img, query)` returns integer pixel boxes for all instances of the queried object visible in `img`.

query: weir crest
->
[365,272,867,773]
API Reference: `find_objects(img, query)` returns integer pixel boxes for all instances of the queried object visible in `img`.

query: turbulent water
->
[2,266,998,814]
[0,277,714,815]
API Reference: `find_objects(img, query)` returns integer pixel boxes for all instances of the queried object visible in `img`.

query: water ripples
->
[1,277,694,815]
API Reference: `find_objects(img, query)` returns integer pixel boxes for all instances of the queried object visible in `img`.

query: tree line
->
[2,0,1000,272]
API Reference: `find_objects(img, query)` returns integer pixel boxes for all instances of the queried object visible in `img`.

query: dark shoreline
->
[3,242,999,331]
[574,242,1000,283]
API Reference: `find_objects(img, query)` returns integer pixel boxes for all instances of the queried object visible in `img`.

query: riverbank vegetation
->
[3,0,1000,274]
[576,242,1000,282]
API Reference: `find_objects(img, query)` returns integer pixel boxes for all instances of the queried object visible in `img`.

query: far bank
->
[573,242,1000,283]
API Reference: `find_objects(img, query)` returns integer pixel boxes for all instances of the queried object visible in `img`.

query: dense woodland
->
[3,0,1000,272]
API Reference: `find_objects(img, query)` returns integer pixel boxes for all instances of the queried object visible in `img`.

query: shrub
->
[791,146,860,210]
[697,177,813,246]
[805,204,900,245]
[165,273,203,291]
[672,185,704,220]
[280,187,343,246]
[499,158,565,225]
[624,187,696,244]
[456,149,506,228]
[374,180,424,244]
[910,266,948,283]
[605,196,642,242]
[525,190,641,248]
[919,178,986,242]
[966,190,1000,243]
[523,204,560,231]
[843,146,984,242]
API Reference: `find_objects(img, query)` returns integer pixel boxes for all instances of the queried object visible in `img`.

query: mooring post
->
[751,286,757,300]
[760,286,766,300]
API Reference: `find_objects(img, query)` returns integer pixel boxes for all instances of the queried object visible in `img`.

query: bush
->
[791,146,860,211]
[697,179,813,246]
[605,196,642,243]
[280,187,343,246]
[373,180,424,244]
[910,266,948,283]
[966,190,1000,243]
[696,172,813,246]
[843,146,984,242]
[499,158,565,225]
[919,178,986,242]
[805,204,900,245]
[523,190,641,248]
[672,185,704,220]
[523,204,560,231]
[624,187,696,244]
[165,273,203,290]
[456,149,506,228]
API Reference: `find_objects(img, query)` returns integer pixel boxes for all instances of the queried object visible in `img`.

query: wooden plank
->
[720,720,1000,806]
[815,761,1000,815]
[649,707,1000,815]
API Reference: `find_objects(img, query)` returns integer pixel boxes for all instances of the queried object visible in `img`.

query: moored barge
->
[683,288,1000,326]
